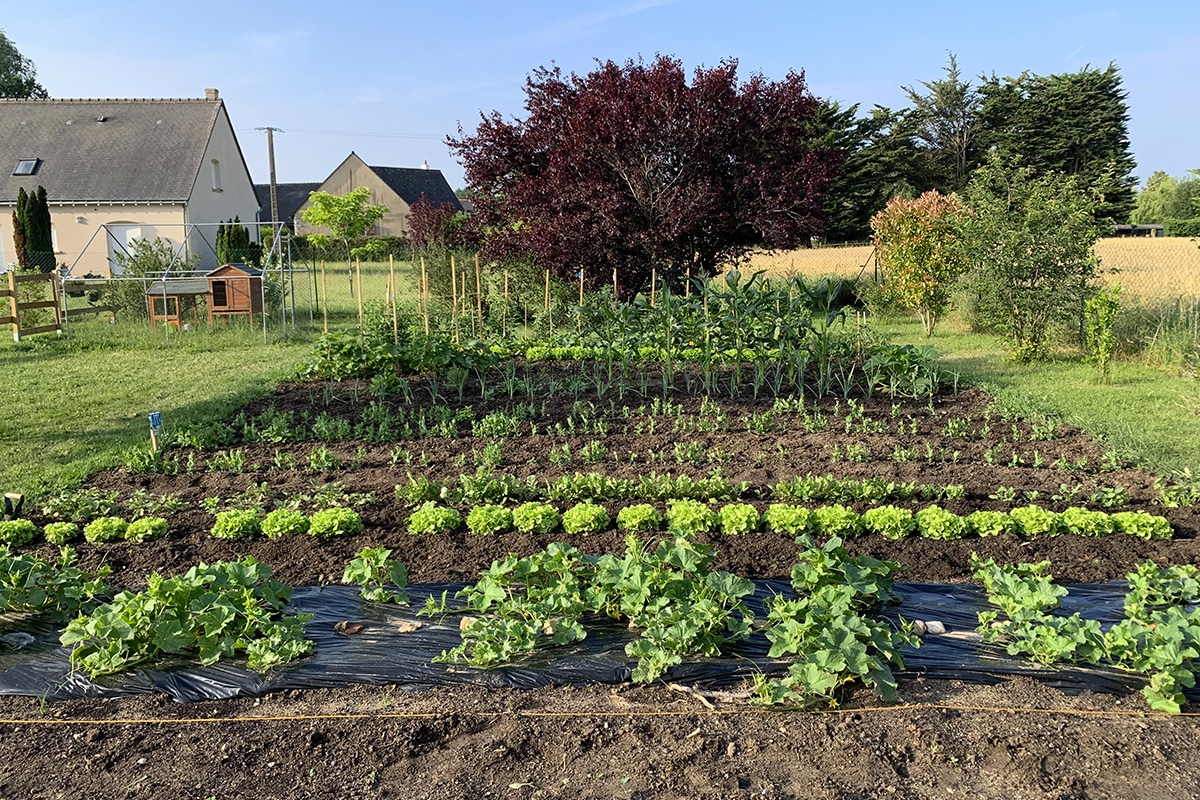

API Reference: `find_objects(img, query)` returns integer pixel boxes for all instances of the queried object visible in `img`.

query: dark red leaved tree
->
[449,55,840,297]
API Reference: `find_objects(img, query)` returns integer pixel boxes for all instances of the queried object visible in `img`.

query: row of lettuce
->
[4,534,1199,712]
[0,499,1173,548]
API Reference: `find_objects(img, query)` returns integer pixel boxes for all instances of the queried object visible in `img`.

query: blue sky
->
[7,1,1197,191]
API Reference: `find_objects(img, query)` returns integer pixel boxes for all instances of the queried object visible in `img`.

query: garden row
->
[7,534,1199,713]
[9,496,1174,548]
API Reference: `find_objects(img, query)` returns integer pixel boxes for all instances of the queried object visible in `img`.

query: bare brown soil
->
[4,373,1200,798]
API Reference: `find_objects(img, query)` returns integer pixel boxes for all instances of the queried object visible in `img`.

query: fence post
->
[8,271,18,342]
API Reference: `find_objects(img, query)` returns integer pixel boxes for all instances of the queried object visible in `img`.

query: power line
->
[239,127,443,141]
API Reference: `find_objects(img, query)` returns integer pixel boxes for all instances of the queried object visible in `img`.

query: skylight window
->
[13,159,39,176]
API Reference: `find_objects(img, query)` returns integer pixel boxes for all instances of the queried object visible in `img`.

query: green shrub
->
[262,508,311,539]
[665,499,718,534]
[0,519,37,547]
[407,502,461,535]
[309,507,365,537]
[861,506,915,540]
[763,504,811,535]
[915,505,967,540]
[466,505,514,536]
[811,504,862,537]
[718,503,760,535]
[85,516,130,544]
[125,517,168,543]
[1111,511,1173,540]
[966,510,1015,537]
[1060,507,1115,537]
[561,501,611,534]
[512,502,561,534]
[43,521,80,545]
[1009,505,1061,538]
[616,504,663,533]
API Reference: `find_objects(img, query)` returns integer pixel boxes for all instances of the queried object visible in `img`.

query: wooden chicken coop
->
[206,264,263,326]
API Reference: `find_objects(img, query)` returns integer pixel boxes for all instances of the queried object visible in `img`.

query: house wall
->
[184,104,261,271]
[293,153,413,240]
[0,203,186,277]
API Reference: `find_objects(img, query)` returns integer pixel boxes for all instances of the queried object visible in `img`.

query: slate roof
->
[370,165,463,211]
[0,98,222,204]
[253,181,322,226]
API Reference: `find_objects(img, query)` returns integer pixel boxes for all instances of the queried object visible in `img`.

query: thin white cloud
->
[1063,44,1085,63]
[244,30,310,54]
[528,0,680,46]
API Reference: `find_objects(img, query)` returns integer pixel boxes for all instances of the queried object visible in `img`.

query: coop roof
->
[207,263,263,277]
[145,278,209,296]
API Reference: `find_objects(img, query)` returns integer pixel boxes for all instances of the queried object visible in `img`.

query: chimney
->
[421,160,429,169]
[204,88,220,101]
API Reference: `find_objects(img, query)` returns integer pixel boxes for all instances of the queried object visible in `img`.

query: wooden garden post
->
[389,254,398,343]
[420,257,430,335]
[355,258,364,334]
[475,253,484,334]
[320,260,328,334]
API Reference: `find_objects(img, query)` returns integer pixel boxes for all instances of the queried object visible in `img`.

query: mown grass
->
[0,323,312,500]
[877,313,1200,476]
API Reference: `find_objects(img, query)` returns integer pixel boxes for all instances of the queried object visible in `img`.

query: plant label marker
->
[148,411,162,452]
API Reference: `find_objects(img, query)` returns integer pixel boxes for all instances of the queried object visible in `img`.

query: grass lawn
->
[878,313,1200,476]
[0,323,312,500]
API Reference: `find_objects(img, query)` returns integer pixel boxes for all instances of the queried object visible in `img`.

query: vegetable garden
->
[3,274,1200,798]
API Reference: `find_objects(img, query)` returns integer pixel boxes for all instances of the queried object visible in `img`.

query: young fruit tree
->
[449,55,840,298]
[300,188,388,289]
[960,155,1104,361]
[871,190,968,337]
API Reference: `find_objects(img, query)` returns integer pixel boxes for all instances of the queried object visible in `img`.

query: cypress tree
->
[13,187,28,268]
[29,185,53,271]
[979,64,1136,224]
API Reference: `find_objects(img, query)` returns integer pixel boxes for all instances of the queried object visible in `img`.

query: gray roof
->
[0,98,222,204]
[253,181,322,226]
[146,278,209,296]
[370,165,463,211]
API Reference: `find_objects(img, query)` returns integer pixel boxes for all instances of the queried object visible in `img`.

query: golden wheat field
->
[747,238,1200,301]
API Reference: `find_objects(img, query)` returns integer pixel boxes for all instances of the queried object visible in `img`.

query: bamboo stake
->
[355,258,364,334]
[420,257,430,335]
[320,260,328,334]
[461,273,469,339]
[451,255,458,341]
[389,254,398,344]
[475,253,484,333]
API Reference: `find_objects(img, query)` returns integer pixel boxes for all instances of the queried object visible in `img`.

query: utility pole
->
[255,127,284,224]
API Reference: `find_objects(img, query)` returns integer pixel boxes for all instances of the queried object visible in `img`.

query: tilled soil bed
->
[4,371,1200,798]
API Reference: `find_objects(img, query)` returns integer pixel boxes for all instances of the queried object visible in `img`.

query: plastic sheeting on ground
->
[0,581,1178,703]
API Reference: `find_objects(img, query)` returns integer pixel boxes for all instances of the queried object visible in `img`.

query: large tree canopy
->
[978,63,1136,224]
[0,30,48,99]
[449,56,839,296]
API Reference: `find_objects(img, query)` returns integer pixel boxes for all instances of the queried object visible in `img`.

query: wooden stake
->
[320,260,328,334]
[578,269,584,306]
[503,269,510,338]
[544,269,550,313]
[420,257,430,335]
[450,254,458,339]
[651,268,657,307]
[355,258,364,334]
[686,266,691,297]
[389,254,398,343]
[475,253,484,333]
[612,267,618,297]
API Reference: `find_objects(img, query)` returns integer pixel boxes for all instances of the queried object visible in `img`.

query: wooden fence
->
[0,271,62,342]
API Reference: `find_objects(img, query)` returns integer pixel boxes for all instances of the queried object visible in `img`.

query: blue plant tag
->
[148,411,162,432]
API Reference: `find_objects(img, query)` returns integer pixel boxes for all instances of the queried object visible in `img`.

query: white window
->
[211,159,222,192]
